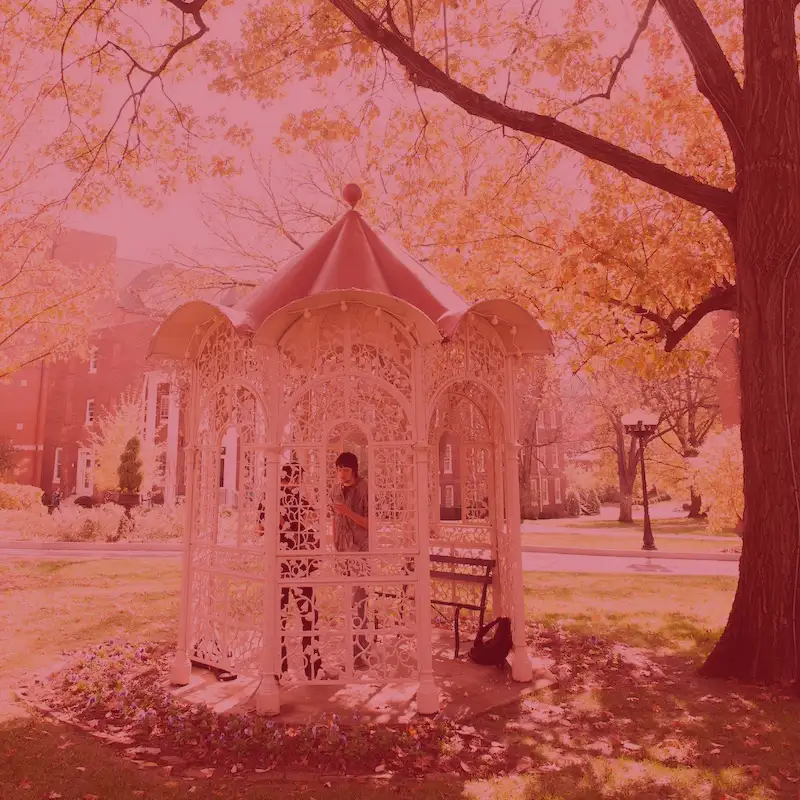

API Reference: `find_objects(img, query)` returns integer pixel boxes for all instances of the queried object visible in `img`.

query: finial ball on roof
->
[343,183,363,208]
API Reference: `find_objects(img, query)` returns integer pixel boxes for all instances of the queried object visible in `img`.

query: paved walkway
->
[0,543,739,576]
[521,550,738,576]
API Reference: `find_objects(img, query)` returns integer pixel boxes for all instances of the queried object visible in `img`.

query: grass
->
[524,573,736,658]
[521,533,738,554]
[549,517,737,538]
[5,557,800,799]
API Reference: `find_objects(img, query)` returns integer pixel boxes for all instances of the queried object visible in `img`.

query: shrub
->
[564,487,581,518]
[13,503,125,542]
[521,505,540,521]
[599,484,621,504]
[124,500,184,542]
[118,437,144,493]
[0,483,44,511]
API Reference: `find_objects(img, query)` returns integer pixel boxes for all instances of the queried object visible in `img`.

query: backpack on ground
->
[468,616,513,668]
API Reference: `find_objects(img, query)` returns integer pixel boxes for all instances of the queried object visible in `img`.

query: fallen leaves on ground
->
[17,625,800,797]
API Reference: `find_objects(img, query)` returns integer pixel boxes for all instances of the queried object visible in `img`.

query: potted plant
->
[117,436,143,515]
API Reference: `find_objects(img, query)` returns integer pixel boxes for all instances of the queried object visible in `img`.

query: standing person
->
[331,451,371,670]
[49,488,62,515]
[258,463,324,680]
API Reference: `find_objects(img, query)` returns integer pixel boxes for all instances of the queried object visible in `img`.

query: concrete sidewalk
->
[1,538,739,561]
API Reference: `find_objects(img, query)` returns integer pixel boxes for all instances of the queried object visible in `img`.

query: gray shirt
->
[331,479,369,552]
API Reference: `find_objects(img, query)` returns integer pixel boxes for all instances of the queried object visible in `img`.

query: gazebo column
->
[255,445,281,715]
[170,441,197,685]
[504,354,533,683]
[503,440,533,682]
[413,440,440,714]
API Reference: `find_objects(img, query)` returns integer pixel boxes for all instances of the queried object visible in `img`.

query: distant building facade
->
[0,229,185,503]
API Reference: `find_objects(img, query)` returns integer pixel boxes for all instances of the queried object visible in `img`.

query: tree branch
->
[326,0,738,233]
[663,281,736,351]
[569,0,658,108]
[658,0,744,166]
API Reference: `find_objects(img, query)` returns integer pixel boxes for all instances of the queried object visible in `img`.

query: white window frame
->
[52,447,62,484]
[88,347,98,374]
[477,449,486,474]
[540,476,550,506]
[158,393,170,423]
[85,399,95,425]
[444,484,455,508]
[443,443,453,474]
[554,478,562,504]
[551,446,559,469]
[77,447,93,494]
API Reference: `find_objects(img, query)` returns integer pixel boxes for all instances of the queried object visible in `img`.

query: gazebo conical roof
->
[149,184,552,359]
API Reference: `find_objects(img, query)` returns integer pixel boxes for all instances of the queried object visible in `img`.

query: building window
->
[20,379,27,387]
[85,399,95,425]
[540,477,550,506]
[158,394,170,424]
[77,448,93,494]
[550,446,559,469]
[88,347,98,373]
[443,443,453,474]
[15,422,23,431]
[555,478,562,504]
[477,449,486,474]
[444,484,455,508]
[53,448,62,483]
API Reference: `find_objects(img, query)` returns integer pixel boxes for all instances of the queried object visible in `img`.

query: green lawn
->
[550,517,737,538]
[4,558,800,799]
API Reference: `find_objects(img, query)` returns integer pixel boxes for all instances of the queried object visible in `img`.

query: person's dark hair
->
[335,451,359,475]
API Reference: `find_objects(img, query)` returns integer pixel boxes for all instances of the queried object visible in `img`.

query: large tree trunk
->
[700,0,800,685]
[688,486,703,518]
[619,493,633,523]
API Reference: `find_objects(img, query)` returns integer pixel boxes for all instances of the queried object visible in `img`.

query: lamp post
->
[622,409,659,552]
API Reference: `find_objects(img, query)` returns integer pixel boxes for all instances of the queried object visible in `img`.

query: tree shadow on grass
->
[466,626,800,799]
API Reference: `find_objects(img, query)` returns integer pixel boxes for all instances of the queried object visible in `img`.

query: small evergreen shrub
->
[564,487,581,518]
[118,437,144,493]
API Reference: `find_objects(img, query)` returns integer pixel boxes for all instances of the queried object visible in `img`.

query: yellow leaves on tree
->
[83,389,164,494]
[695,427,743,535]
[0,218,114,378]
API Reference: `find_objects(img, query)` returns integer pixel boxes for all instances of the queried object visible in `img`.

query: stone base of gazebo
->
[170,630,556,725]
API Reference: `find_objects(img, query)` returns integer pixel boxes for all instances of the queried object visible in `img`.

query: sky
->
[53,0,643,265]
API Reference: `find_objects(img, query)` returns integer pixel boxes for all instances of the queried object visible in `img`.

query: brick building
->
[0,229,185,503]
[526,406,568,517]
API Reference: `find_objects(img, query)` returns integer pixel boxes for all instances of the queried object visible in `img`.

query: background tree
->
[696,426,744,535]
[46,0,800,684]
[85,390,164,494]
[0,437,17,479]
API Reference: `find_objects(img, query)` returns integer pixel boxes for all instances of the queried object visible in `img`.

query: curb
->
[2,540,739,562]
[521,545,740,562]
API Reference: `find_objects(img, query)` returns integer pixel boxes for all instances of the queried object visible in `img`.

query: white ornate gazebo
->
[149,184,552,716]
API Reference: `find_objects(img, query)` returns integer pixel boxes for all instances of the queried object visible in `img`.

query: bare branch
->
[568,0,658,108]
[326,0,738,233]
